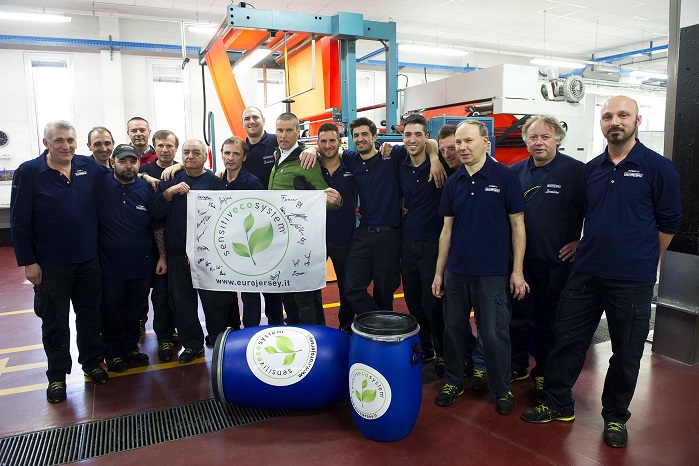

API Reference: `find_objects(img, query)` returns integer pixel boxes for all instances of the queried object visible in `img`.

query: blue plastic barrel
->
[349,311,423,441]
[212,325,350,410]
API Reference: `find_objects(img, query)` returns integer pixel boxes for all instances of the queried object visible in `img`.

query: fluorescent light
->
[0,12,71,23]
[187,24,218,34]
[233,46,272,76]
[630,70,668,80]
[530,58,587,69]
[399,43,468,57]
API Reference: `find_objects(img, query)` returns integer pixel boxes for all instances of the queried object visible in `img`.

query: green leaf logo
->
[232,213,273,266]
[263,335,301,366]
[354,379,377,406]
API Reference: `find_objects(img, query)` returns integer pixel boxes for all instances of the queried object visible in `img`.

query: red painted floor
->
[1,245,699,465]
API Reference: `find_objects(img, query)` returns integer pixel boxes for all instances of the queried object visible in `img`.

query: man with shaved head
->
[521,96,682,449]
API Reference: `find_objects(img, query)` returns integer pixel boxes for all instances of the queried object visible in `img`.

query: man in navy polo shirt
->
[96,144,161,373]
[10,120,109,403]
[521,96,681,449]
[317,123,357,333]
[220,136,282,329]
[86,126,114,168]
[127,117,157,166]
[241,106,284,328]
[150,139,228,364]
[508,116,585,403]
[398,114,449,364]
[432,120,528,415]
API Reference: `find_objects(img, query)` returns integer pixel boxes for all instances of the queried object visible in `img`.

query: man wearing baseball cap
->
[95,144,165,372]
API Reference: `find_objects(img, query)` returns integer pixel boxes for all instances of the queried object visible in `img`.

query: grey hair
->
[456,119,488,137]
[521,115,567,144]
[183,139,207,154]
[44,120,75,139]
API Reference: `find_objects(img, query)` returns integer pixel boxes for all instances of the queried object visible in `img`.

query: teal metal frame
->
[198,5,399,150]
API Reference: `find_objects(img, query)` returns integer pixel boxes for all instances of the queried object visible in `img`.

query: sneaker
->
[157,341,175,362]
[521,404,575,423]
[422,348,436,363]
[139,320,146,336]
[510,370,529,382]
[435,383,464,407]
[84,366,109,385]
[533,376,546,403]
[178,347,204,364]
[105,357,128,373]
[172,333,181,346]
[434,356,445,378]
[125,350,149,364]
[470,369,488,390]
[496,391,515,415]
[603,421,628,448]
[46,381,66,403]
[463,362,474,377]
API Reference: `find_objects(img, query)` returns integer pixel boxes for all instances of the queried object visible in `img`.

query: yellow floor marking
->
[322,292,405,309]
[0,357,47,375]
[0,309,34,317]
[0,344,44,355]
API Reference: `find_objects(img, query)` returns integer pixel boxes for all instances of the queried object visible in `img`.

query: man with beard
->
[521,96,681,449]
[96,144,159,372]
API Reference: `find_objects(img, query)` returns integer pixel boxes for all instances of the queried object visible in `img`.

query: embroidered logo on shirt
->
[545,183,561,194]
[624,170,643,178]
[343,172,354,177]
[484,185,500,193]
[136,205,147,211]
[75,169,87,176]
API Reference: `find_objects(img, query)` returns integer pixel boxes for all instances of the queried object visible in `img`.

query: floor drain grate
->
[0,365,442,465]
[0,399,298,466]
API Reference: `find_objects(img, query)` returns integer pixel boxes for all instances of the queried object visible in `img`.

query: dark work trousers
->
[199,290,239,341]
[401,238,443,355]
[509,260,572,377]
[34,257,103,382]
[326,240,353,329]
[443,271,512,396]
[151,271,176,343]
[281,290,325,325]
[544,271,654,423]
[344,227,401,314]
[101,275,151,359]
[442,294,480,367]
[167,255,205,350]
[241,292,284,327]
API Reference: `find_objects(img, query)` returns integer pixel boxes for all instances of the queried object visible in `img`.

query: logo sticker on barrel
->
[246,327,317,386]
[349,363,392,420]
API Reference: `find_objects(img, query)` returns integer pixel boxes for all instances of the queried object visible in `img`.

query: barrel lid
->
[353,311,418,336]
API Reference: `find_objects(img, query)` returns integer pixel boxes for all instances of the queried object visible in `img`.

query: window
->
[149,61,187,143]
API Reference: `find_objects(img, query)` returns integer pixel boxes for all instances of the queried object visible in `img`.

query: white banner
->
[186,190,327,292]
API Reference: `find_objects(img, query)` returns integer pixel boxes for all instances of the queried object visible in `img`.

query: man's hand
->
[401,205,408,217]
[155,256,167,275]
[355,207,362,220]
[558,240,579,262]
[25,263,42,285]
[163,182,190,201]
[510,270,530,300]
[299,148,319,169]
[142,173,160,191]
[161,163,183,181]
[431,274,445,298]
[379,142,393,157]
[325,187,342,206]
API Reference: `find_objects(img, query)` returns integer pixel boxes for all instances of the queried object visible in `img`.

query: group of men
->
[10,96,681,451]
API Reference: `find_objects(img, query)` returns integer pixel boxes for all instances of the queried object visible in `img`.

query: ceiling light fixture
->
[233,46,272,76]
[530,58,587,69]
[399,43,468,57]
[187,24,218,34]
[0,11,71,23]
[630,70,668,80]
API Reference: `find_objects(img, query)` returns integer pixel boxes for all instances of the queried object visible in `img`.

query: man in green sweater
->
[269,112,342,324]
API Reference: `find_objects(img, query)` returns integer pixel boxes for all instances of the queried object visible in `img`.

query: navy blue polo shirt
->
[10,151,107,267]
[150,170,226,255]
[321,159,357,242]
[574,140,681,281]
[398,146,447,241]
[225,167,265,190]
[245,132,277,188]
[510,152,585,263]
[439,156,525,275]
[140,160,179,178]
[95,175,155,279]
[342,146,404,228]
